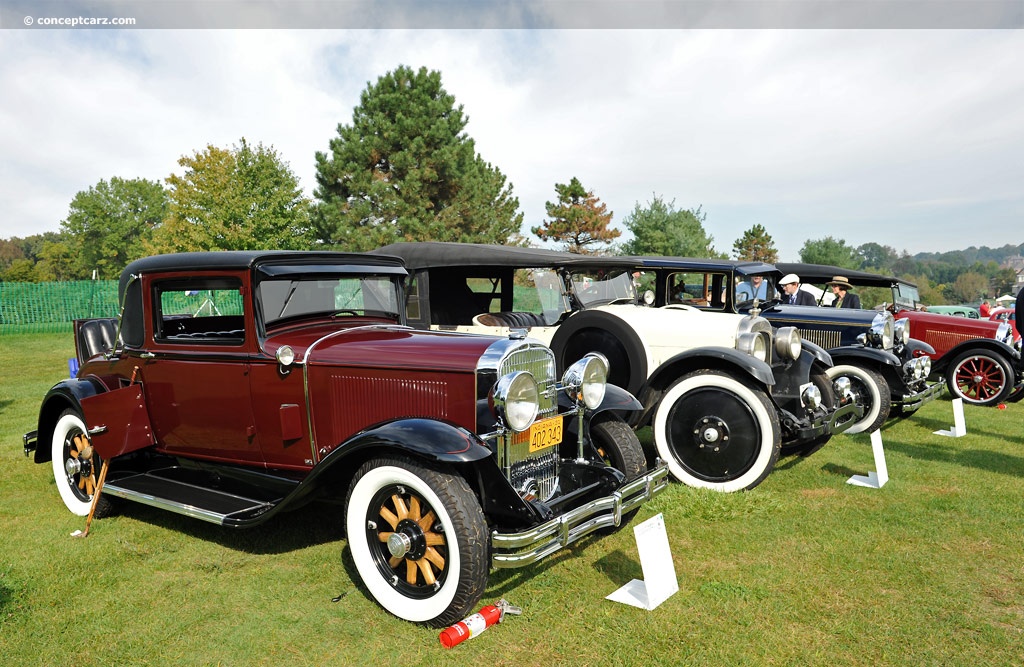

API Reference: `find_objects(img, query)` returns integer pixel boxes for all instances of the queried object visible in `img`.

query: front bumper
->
[23,430,37,457]
[490,460,669,569]
[893,378,946,413]
[780,399,863,444]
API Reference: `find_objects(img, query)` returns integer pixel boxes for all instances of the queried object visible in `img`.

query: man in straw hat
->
[828,276,861,309]
[779,273,817,306]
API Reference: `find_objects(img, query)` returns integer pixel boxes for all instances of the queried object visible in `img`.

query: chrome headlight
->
[561,353,608,409]
[894,317,911,347]
[775,326,802,361]
[737,332,768,362]
[903,359,923,381]
[491,371,540,432]
[920,356,931,377]
[800,383,822,410]
[867,311,895,350]
[995,322,1013,345]
[832,376,853,402]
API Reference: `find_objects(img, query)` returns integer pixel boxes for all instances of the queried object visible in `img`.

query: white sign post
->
[933,398,967,437]
[847,430,889,488]
[606,513,678,610]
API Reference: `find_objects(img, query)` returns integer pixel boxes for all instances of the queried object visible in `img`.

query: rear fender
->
[31,378,106,464]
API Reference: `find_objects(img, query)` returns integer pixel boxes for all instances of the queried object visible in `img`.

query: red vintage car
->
[777,263,1023,406]
[23,251,667,627]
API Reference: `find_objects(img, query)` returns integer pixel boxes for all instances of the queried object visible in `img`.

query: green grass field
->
[2,333,1022,666]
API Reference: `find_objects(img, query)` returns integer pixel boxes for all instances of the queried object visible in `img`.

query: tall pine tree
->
[313,66,522,251]
[533,177,619,254]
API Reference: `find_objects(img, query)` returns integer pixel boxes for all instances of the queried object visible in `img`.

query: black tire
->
[1007,385,1024,403]
[590,415,647,529]
[345,456,488,627]
[826,364,890,434]
[51,408,114,518]
[652,370,781,492]
[590,415,647,481]
[946,350,1014,406]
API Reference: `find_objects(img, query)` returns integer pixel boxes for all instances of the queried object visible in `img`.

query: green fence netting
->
[0,280,120,334]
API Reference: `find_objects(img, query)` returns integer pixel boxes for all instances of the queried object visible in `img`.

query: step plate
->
[104,473,274,525]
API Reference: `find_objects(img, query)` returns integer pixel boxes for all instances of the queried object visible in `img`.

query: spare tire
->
[549,310,648,396]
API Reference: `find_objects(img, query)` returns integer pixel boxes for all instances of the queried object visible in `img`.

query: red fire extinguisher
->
[438,599,521,648]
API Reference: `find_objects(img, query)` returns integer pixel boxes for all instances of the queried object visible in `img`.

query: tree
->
[799,236,859,269]
[533,177,620,254]
[732,224,777,262]
[2,258,39,282]
[152,139,312,253]
[61,177,167,279]
[619,196,722,258]
[950,271,989,303]
[856,242,899,272]
[313,65,522,251]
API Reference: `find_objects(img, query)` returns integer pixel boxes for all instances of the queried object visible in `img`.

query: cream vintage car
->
[373,243,858,493]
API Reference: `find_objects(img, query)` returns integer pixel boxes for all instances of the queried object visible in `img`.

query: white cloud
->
[1,28,1021,262]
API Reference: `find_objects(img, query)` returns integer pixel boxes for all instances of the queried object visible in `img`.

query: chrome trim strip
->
[489,461,669,569]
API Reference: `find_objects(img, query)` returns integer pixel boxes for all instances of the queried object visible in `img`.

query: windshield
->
[893,282,919,310]
[734,273,780,304]
[257,274,402,329]
[568,269,638,308]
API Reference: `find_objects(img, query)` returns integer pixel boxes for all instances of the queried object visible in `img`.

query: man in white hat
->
[779,273,817,306]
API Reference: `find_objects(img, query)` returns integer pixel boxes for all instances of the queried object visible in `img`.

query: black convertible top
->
[636,256,777,277]
[119,250,406,297]
[371,242,637,270]
[775,262,916,289]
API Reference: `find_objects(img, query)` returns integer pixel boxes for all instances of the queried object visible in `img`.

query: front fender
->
[828,346,901,369]
[334,418,494,465]
[557,383,642,415]
[799,339,833,367]
[932,338,1019,374]
[903,338,935,357]
[31,378,106,464]
[648,346,775,391]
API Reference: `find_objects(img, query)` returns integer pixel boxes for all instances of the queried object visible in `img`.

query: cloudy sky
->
[1,3,1022,261]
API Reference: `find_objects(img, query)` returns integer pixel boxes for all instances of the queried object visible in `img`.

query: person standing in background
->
[828,276,862,309]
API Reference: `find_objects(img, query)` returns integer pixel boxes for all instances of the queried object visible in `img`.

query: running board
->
[103,472,279,526]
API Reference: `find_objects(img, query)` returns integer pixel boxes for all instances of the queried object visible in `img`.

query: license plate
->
[528,415,563,453]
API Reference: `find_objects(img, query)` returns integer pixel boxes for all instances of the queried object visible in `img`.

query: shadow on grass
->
[0,398,13,417]
[106,497,344,555]
[884,440,1024,478]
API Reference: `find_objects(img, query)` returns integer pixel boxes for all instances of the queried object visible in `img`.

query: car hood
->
[597,304,745,351]
[264,325,498,372]
[757,303,876,327]
[896,309,1002,338]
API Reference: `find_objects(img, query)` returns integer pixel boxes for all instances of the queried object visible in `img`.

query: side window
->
[154,277,245,344]
[668,272,727,309]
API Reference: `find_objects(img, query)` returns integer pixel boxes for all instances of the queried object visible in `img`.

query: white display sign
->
[847,429,889,488]
[606,513,678,610]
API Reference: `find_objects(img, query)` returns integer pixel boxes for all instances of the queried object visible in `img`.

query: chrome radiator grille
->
[497,341,560,501]
[798,328,842,350]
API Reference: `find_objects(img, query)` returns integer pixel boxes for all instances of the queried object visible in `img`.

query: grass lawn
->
[2,333,1023,666]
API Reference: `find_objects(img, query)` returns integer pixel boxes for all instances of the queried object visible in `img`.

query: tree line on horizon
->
[1,65,1020,305]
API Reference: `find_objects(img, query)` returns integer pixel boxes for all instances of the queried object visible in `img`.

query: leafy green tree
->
[152,139,312,253]
[61,177,167,279]
[732,224,777,262]
[313,65,522,251]
[856,242,899,272]
[799,236,859,269]
[533,177,620,254]
[620,196,722,258]
[991,268,1017,297]
[2,258,39,282]
[950,271,989,303]
[0,238,27,273]
[35,236,81,281]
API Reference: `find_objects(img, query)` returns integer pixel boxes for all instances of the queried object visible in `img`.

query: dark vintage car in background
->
[22,251,667,627]
[776,262,1023,406]
[372,242,859,491]
[633,256,941,437]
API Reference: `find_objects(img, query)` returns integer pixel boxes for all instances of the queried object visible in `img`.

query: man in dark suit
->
[779,273,817,306]
[829,276,862,309]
